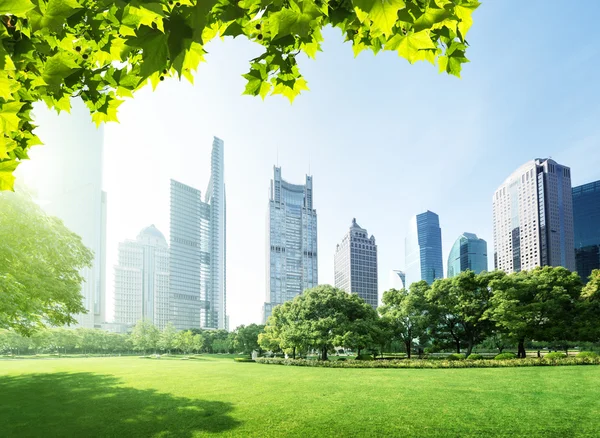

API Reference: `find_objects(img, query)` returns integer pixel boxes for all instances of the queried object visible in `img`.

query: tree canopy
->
[0,0,480,190]
[0,190,93,335]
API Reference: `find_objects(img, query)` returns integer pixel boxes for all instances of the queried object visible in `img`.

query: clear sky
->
[23,1,600,329]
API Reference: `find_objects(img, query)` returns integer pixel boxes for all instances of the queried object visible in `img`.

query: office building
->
[16,99,107,328]
[389,270,407,290]
[334,218,378,308]
[573,180,600,282]
[405,211,443,286]
[169,137,226,330]
[447,232,488,277]
[263,167,318,322]
[493,158,575,273]
[114,225,170,329]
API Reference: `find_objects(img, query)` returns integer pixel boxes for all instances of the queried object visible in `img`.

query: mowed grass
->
[1,356,599,437]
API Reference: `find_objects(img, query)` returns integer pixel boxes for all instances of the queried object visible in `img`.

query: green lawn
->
[1,356,599,437]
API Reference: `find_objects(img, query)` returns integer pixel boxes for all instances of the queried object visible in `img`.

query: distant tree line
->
[0,319,267,357]
[260,268,600,359]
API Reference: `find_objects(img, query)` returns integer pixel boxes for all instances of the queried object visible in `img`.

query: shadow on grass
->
[0,372,241,437]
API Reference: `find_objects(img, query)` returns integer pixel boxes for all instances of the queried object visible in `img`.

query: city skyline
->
[19,1,600,328]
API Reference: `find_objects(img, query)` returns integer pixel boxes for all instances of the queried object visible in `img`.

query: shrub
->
[234,357,255,363]
[544,352,567,359]
[576,351,599,358]
[355,354,373,361]
[446,353,466,361]
[467,354,484,361]
[495,353,517,360]
[254,356,600,369]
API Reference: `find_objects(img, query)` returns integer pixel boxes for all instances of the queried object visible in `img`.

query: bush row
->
[255,356,600,369]
[233,357,255,363]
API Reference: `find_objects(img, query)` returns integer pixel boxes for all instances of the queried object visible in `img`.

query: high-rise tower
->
[114,225,170,329]
[263,167,318,323]
[492,158,575,273]
[447,232,488,277]
[334,218,378,308]
[17,100,107,328]
[169,137,226,330]
[405,211,443,287]
[572,180,600,282]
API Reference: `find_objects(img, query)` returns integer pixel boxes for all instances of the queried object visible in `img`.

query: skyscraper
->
[572,180,600,282]
[405,211,443,286]
[389,270,407,290]
[493,158,575,273]
[169,137,226,330]
[114,225,170,329]
[447,232,488,277]
[334,218,379,308]
[17,100,107,328]
[263,167,318,323]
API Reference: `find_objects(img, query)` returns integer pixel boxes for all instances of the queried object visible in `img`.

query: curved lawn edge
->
[255,357,600,369]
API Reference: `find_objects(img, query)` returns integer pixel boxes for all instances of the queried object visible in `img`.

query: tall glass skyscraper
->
[493,158,575,273]
[447,232,488,277]
[114,225,170,329]
[405,211,443,286]
[572,180,600,282]
[17,99,107,328]
[263,167,318,323]
[334,218,378,308]
[169,137,226,330]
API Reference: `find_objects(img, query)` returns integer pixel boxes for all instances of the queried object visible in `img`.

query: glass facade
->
[572,180,600,282]
[493,159,575,273]
[263,166,318,323]
[334,219,378,308]
[114,225,170,329]
[405,211,443,286]
[447,232,488,277]
[169,137,227,330]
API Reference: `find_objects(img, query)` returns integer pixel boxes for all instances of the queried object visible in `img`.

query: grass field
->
[1,356,599,437]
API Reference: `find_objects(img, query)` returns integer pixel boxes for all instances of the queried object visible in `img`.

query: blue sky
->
[26,1,600,328]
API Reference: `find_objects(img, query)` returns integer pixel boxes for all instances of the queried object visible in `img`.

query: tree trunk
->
[292,346,296,360]
[322,347,328,361]
[455,339,461,354]
[357,348,361,357]
[405,340,411,359]
[517,339,526,358]
[466,339,474,358]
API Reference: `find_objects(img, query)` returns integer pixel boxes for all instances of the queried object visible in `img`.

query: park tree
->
[192,333,204,354]
[272,285,379,360]
[174,330,194,355]
[233,323,265,356]
[0,0,480,191]
[577,270,600,343]
[428,270,504,357]
[0,191,93,335]
[261,300,308,359]
[130,319,160,354]
[158,322,177,353]
[380,284,429,359]
[489,267,583,358]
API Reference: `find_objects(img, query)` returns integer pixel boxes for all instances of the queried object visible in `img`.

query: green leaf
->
[0,72,17,100]
[0,159,19,191]
[353,0,406,37]
[138,32,168,78]
[0,0,35,16]
[413,6,453,32]
[269,3,322,39]
[30,0,82,31]
[0,44,15,70]
[0,136,17,159]
[455,2,480,39]
[386,30,437,64]
[0,102,23,133]
[42,53,80,86]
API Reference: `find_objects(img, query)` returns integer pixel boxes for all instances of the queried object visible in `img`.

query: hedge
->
[233,357,255,363]
[254,356,600,369]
